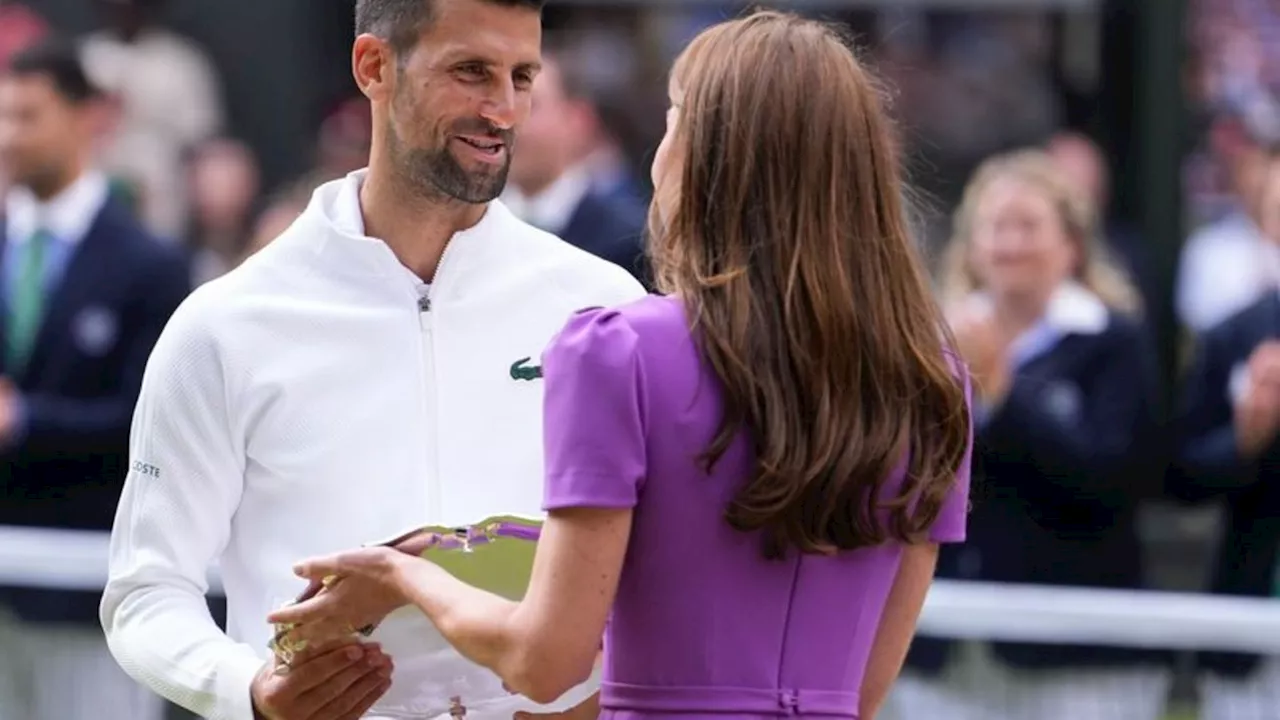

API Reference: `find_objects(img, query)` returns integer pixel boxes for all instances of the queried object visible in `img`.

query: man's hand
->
[1236,341,1280,457]
[0,376,20,442]
[251,639,393,720]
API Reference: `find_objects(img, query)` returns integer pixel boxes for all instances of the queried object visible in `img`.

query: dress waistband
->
[601,681,859,717]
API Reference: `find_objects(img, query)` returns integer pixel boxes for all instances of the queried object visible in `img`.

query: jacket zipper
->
[416,239,460,524]
[418,286,440,523]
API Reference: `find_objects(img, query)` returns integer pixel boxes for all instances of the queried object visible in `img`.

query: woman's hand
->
[268,546,418,650]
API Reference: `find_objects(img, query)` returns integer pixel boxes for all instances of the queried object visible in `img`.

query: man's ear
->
[353,34,395,102]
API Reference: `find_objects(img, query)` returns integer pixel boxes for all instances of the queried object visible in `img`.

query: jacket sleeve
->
[100,287,264,720]
[1168,321,1268,501]
[979,319,1163,508]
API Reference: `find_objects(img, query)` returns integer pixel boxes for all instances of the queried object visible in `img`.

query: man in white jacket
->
[99,0,647,718]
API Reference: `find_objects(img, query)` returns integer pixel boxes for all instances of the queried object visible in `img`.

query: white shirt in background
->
[1176,211,1280,333]
[501,165,591,236]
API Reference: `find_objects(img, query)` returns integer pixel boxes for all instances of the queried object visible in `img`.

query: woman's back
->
[541,295,971,720]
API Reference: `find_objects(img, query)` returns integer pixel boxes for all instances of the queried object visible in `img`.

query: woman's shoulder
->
[547,295,700,397]
[560,294,692,349]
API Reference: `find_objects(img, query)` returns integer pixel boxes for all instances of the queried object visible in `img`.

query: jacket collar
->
[961,282,1110,371]
[302,169,517,303]
[962,281,1109,337]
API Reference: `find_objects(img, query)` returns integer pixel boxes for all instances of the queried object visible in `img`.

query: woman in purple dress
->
[271,10,973,719]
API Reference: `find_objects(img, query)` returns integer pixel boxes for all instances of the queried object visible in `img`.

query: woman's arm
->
[858,543,940,719]
[396,506,632,704]
[276,308,646,706]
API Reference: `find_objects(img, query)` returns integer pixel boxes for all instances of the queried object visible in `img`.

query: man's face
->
[386,0,542,204]
[0,73,85,194]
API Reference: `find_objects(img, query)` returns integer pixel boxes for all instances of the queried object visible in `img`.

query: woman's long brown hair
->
[648,11,971,559]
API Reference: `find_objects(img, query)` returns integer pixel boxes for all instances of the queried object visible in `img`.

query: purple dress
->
[541,295,972,720]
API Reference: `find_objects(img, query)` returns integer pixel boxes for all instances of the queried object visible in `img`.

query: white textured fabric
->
[101,168,647,720]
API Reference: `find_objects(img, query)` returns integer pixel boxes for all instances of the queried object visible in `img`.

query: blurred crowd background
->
[2,0,1279,718]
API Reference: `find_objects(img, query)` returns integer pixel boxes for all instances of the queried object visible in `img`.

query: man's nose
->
[478,80,518,131]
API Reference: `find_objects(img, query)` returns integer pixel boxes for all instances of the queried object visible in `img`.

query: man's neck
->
[358,165,487,282]
[25,165,83,203]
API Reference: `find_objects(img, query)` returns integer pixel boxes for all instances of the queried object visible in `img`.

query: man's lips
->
[455,134,506,151]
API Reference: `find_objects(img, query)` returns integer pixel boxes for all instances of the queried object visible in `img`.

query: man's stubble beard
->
[386,116,513,205]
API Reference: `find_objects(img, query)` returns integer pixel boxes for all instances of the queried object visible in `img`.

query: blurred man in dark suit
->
[0,38,190,719]
[504,48,650,285]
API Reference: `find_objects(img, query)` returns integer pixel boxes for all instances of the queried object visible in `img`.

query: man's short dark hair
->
[7,37,99,105]
[355,0,545,55]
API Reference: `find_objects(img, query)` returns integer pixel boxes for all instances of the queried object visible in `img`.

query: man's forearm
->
[103,582,266,720]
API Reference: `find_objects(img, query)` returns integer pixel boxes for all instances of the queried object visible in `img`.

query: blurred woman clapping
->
[887,149,1170,720]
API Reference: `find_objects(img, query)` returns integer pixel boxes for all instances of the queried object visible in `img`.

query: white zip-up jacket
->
[101,169,647,720]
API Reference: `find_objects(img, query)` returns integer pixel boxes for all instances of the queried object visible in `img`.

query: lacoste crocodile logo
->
[509,357,542,381]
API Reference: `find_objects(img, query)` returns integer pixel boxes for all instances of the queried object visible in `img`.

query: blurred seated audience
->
[0,1,46,72]
[0,0,46,196]
[1176,116,1280,334]
[316,95,372,180]
[80,0,225,239]
[184,137,260,284]
[241,174,321,261]
[1170,141,1280,720]
[887,149,1169,720]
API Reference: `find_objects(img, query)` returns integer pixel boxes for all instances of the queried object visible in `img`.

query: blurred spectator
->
[1176,120,1280,334]
[316,95,372,179]
[0,1,45,71]
[0,0,46,196]
[889,149,1167,720]
[551,26,651,203]
[241,174,320,261]
[1170,142,1280,720]
[184,137,260,284]
[503,50,648,283]
[0,38,189,719]
[80,0,225,239]
[1046,130,1158,317]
